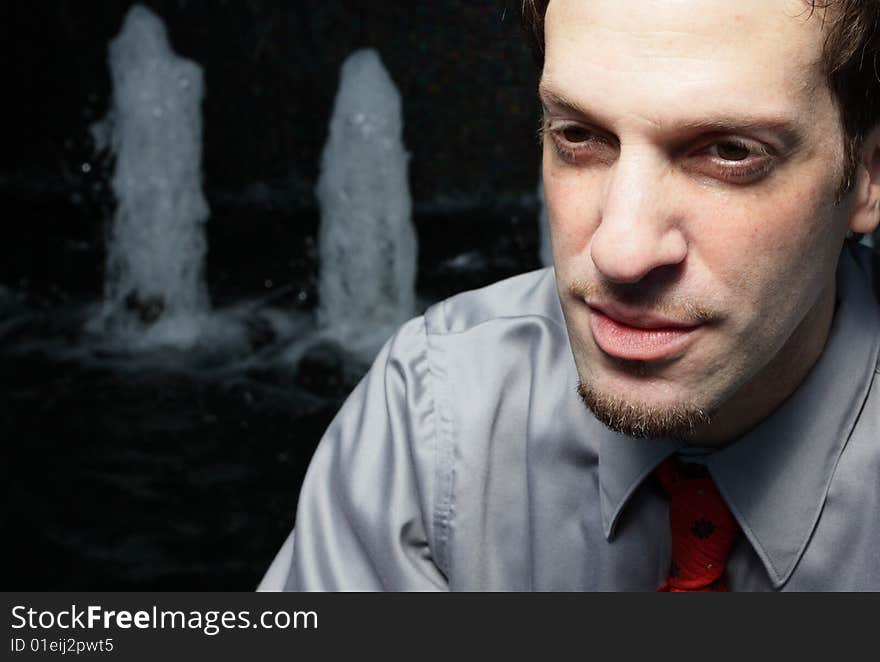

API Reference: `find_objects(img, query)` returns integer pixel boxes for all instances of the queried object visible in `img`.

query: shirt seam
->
[424,309,456,581]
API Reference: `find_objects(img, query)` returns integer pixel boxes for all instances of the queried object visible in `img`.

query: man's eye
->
[546,122,616,165]
[696,138,775,183]
[711,141,754,161]
[561,126,593,143]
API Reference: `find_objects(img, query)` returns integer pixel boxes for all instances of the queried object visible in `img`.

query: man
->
[261,0,880,591]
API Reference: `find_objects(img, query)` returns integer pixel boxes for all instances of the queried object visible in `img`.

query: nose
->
[590,152,687,284]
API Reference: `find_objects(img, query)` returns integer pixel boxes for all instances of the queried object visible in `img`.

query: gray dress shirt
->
[259,242,880,591]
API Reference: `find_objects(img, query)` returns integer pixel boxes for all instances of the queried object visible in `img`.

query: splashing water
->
[90,4,209,348]
[315,49,417,361]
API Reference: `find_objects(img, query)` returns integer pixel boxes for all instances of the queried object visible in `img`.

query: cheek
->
[693,187,846,345]
[697,200,792,279]
[696,183,841,291]
[542,161,601,256]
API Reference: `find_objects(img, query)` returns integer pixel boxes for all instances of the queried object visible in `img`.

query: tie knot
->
[655,456,740,592]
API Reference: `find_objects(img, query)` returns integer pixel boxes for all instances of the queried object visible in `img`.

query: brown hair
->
[520,0,880,198]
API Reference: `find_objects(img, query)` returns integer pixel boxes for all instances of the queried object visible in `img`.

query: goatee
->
[577,380,711,439]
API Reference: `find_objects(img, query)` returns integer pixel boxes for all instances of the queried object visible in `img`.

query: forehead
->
[542,0,830,126]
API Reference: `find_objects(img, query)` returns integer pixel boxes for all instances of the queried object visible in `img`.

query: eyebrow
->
[538,83,806,147]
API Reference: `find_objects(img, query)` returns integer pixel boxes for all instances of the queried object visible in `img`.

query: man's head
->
[523,0,880,198]
[524,0,880,443]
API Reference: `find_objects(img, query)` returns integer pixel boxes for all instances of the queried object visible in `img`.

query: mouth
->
[587,301,702,362]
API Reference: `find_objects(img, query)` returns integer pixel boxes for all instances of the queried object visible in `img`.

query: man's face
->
[541,0,856,442]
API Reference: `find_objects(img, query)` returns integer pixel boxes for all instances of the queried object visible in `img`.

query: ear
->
[847,125,880,235]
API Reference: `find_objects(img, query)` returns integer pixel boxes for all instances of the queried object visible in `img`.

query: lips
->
[587,302,700,361]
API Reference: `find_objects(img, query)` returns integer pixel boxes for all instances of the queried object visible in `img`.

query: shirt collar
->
[598,243,880,588]
[599,432,681,540]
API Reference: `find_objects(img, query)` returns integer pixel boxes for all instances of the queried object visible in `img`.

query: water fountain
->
[3,5,541,593]
[90,4,210,348]
[314,48,417,361]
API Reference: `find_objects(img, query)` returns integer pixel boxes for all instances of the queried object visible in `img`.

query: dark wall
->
[4,0,542,307]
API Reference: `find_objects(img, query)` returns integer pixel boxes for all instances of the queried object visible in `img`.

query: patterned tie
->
[655,456,740,592]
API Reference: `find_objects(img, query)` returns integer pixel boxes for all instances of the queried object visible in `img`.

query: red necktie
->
[655,456,740,592]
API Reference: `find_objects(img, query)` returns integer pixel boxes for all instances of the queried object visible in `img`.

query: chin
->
[576,379,713,440]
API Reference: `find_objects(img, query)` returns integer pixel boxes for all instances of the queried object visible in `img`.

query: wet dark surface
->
[2,313,355,590]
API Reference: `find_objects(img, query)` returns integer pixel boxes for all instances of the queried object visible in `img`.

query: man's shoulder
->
[423,266,565,337]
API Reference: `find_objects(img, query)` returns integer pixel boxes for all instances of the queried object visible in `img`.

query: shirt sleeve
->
[258,315,449,591]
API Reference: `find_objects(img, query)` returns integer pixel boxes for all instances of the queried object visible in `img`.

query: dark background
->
[2,1,543,589]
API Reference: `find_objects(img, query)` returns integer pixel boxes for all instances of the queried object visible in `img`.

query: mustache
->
[569,279,719,324]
